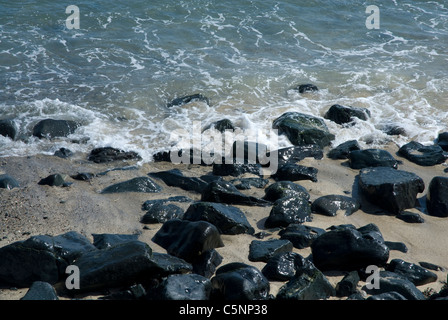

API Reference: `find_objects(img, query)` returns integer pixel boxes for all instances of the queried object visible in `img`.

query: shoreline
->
[0,141,447,300]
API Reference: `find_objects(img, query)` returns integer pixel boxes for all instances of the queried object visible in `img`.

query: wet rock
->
[157,274,212,300]
[396,211,425,223]
[149,169,210,193]
[324,104,370,125]
[436,132,448,151]
[71,172,95,181]
[426,176,448,217]
[38,174,69,187]
[327,140,361,160]
[367,292,407,300]
[92,234,139,250]
[359,167,425,214]
[248,239,293,263]
[273,112,335,148]
[213,118,235,132]
[54,147,73,158]
[398,141,446,166]
[276,262,335,300]
[230,177,269,190]
[363,271,426,300]
[152,219,224,262]
[201,180,271,207]
[141,196,192,211]
[272,163,318,182]
[419,261,444,272]
[101,177,162,194]
[270,145,324,166]
[141,203,184,224]
[72,240,153,293]
[167,93,209,108]
[263,181,310,202]
[191,249,223,278]
[261,252,310,281]
[32,119,80,139]
[100,284,146,300]
[385,241,408,253]
[265,196,312,228]
[147,252,193,278]
[311,195,360,217]
[51,231,98,263]
[231,141,269,165]
[0,119,18,140]
[21,281,59,300]
[348,149,399,169]
[211,263,270,300]
[0,174,20,190]
[386,259,438,286]
[183,202,254,235]
[382,125,406,136]
[212,162,263,177]
[311,224,390,272]
[294,84,319,93]
[278,224,326,249]
[335,271,360,297]
[88,147,142,163]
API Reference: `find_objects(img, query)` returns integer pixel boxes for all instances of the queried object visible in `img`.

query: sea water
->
[1,0,447,162]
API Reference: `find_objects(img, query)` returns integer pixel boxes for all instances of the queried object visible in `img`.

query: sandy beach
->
[0,141,447,300]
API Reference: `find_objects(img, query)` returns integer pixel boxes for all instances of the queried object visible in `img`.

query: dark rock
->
[273,112,335,148]
[51,231,98,263]
[183,202,254,235]
[167,93,209,108]
[213,118,235,132]
[358,167,425,214]
[335,271,360,297]
[0,236,66,287]
[141,196,192,211]
[386,259,438,286]
[294,84,319,93]
[0,119,18,140]
[248,239,293,263]
[32,119,79,139]
[191,249,223,278]
[152,219,224,262]
[38,174,67,187]
[231,141,269,165]
[149,169,210,193]
[276,261,335,300]
[311,224,390,272]
[212,162,263,177]
[92,234,139,250]
[348,149,399,169]
[72,240,153,293]
[426,176,448,217]
[263,181,310,202]
[269,145,324,166]
[327,140,361,160]
[279,224,326,249]
[21,281,59,300]
[265,196,312,228]
[436,132,448,151]
[419,261,444,272]
[141,203,184,224]
[211,263,270,300]
[311,195,360,216]
[147,252,193,278]
[262,252,309,281]
[201,180,271,207]
[367,292,407,300]
[88,147,142,163]
[363,271,426,300]
[385,241,408,253]
[0,174,20,190]
[396,211,425,223]
[230,177,269,190]
[100,284,146,300]
[382,125,406,136]
[101,177,162,194]
[71,172,95,181]
[324,104,370,125]
[157,274,212,300]
[272,163,318,182]
[398,141,446,166]
[54,147,73,158]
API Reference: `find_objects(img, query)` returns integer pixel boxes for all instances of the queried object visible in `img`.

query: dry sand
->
[0,141,447,300]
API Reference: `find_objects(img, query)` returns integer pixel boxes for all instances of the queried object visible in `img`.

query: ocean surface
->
[1,0,447,162]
